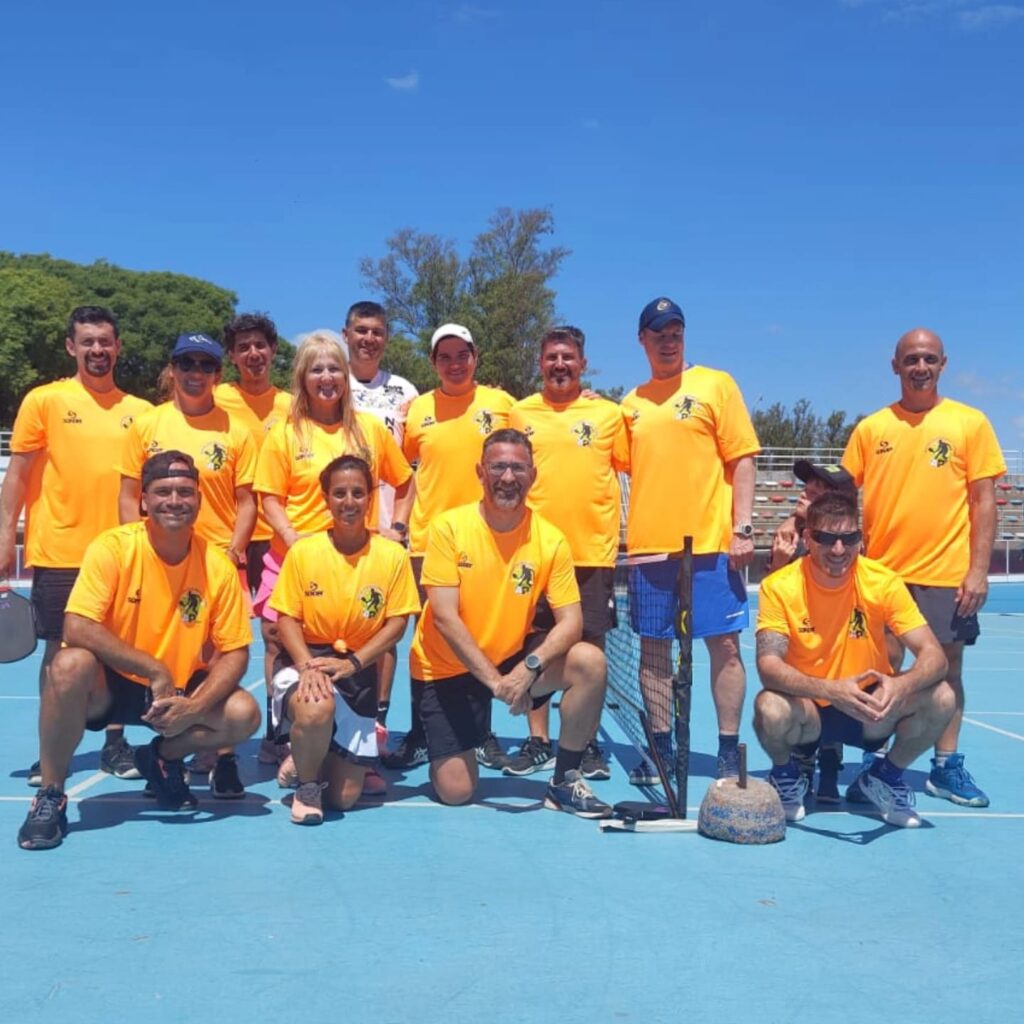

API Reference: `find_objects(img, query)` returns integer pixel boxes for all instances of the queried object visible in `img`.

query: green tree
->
[360,207,570,398]
[752,398,859,450]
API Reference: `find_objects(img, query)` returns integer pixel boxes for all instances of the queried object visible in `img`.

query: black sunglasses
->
[810,529,862,548]
[173,356,220,374]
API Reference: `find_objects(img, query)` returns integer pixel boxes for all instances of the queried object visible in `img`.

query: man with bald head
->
[842,328,1005,807]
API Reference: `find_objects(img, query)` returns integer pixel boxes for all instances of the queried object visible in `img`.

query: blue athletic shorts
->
[628,553,748,639]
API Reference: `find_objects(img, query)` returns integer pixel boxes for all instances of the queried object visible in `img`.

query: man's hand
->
[0,532,16,581]
[728,534,755,571]
[295,667,335,703]
[866,672,909,722]
[147,665,177,702]
[493,663,535,715]
[142,694,199,738]
[956,567,988,618]
[828,672,887,725]
[305,656,355,682]
[769,526,798,570]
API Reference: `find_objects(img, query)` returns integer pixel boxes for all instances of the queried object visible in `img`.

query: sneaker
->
[276,753,298,789]
[501,737,555,776]
[816,745,842,804]
[580,741,611,781]
[210,754,245,800]
[25,760,69,788]
[475,732,507,770]
[845,751,880,804]
[186,749,218,775]
[716,747,740,779]
[924,753,990,808]
[100,736,142,780]
[258,737,289,765]
[380,732,428,770]
[291,780,326,825]
[853,768,921,828]
[544,769,613,818]
[17,785,68,850]
[768,768,808,822]
[793,747,817,794]
[362,767,387,797]
[133,738,197,811]
[628,756,659,787]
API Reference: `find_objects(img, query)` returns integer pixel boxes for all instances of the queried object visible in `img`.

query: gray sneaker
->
[501,737,555,776]
[100,737,142,780]
[475,732,507,770]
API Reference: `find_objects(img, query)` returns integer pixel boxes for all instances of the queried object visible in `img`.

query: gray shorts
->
[906,584,979,647]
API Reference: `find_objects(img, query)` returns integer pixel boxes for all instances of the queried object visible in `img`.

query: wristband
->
[341,650,363,673]
[376,700,390,725]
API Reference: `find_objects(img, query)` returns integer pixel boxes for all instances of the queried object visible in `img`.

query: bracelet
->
[342,650,363,672]
[376,700,390,724]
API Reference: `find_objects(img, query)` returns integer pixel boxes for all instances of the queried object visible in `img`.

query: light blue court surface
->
[3,588,1023,1024]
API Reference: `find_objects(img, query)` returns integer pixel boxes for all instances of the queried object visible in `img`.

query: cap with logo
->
[792,460,855,494]
[639,297,685,333]
[171,332,224,365]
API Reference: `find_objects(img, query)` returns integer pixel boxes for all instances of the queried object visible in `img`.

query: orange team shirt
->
[269,531,421,652]
[842,398,1006,587]
[254,412,412,557]
[757,555,926,707]
[509,394,629,568]
[621,367,761,556]
[215,383,292,542]
[410,503,580,682]
[402,385,514,555]
[118,402,258,552]
[11,378,152,568]
[65,522,252,688]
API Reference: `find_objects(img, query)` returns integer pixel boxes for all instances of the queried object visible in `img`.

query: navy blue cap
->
[639,297,685,333]
[793,460,855,494]
[171,332,224,364]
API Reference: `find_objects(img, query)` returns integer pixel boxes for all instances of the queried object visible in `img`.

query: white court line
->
[64,772,109,798]
[963,717,1024,742]
[0,695,38,700]
[968,711,1024,716]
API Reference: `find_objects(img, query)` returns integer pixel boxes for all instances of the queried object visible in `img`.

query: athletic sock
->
[933,750,955,768]
[869,754,904,786]
[103,727,124,748]
[794,740,818,760]
[554,746,584,784]
[717,733,739,758]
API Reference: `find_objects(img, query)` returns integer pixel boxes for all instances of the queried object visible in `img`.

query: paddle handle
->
[738,743,747,789]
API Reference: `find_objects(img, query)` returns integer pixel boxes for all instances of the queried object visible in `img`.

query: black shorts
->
[817,704,889,752]
[530,566,615,647]
[413,652,522,761]
[85,668,207,732]
[907,584,980,646]
[30,567,79,641]
[245,540,271,596]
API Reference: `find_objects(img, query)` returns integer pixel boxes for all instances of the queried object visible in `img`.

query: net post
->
[673,536,693,818]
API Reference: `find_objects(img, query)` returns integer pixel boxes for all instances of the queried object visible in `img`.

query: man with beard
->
[842,327,1005,807]
[409,429,611,817]
[1,306,152,784]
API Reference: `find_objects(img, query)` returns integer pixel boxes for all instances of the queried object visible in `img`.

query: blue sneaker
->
[924,753,989,808]
[768,768,808,822]
[853,768,921,828]
[845,751,880,804]
[544,770,612,819]
[717,748,740,779]
[629,735,673,786]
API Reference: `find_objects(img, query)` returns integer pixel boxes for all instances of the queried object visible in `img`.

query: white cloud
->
[385,71,419,92]
[960,4,1024,27]
[839,0,1024,28]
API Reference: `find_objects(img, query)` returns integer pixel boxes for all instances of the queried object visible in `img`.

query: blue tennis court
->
[3,586,1022,1023]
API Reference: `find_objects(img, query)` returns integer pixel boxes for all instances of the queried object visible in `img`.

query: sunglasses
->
[484,461,532,477]
[173,356,220,374]
[810,529,862,548]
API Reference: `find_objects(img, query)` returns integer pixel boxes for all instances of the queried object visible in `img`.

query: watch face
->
[525,654,542,671]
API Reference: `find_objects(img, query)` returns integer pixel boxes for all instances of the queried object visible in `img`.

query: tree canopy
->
[751,398,861,450]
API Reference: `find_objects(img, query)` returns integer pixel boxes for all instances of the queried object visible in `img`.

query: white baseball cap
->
[430,323,475,353]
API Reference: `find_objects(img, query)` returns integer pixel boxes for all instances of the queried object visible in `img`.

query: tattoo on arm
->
[756,630,789,660]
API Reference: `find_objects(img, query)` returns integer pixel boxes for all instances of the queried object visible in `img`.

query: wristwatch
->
[733,523,754,539]
[391,521,408,537]
[524,652,543,679]
[341,650,363,672]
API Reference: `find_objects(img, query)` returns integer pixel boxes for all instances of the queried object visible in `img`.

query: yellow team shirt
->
[757,556,926,707]
[65,522,252,688]
[11,378,152,568]
[509,394,629,568]
[254,412,412,557]
[621,367,760,556]
[215,383,292,542]
[268,531,421,652]
[842,399,1006,587]
[411,504,580,682]
[403,385,514,555]
[118,402,258,552]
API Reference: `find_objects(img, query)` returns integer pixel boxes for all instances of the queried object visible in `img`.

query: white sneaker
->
[854,769,921,828]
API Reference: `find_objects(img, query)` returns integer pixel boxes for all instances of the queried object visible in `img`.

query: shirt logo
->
[145,440,163,455]
[673,396,699,421]
[798,616,815,634]
[178,590,204,624]
[927,438,953,468]
[421,415,436,428]
[474,410,494,435]
[457,551,473,569]
[127,588,142,605]
[571,420,595,447]
[511,561,536,595]
[201,441,227,471]
[304,581,324,597]
[264,417,280,433]
[847,608,867,640]
[630,408,640,423]
[120,415,135,430]
[875,440,893,455]
[359,585,385,619]
[63,410,82,424]
[383,384,405,401]
[523,424,535,438]
[295,446,316,461]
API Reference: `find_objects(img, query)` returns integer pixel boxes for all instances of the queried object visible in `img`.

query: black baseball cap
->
[793,459,855,494]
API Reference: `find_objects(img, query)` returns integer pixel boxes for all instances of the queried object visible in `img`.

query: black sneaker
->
[210,754,245,800]
[380,732,429,770]
[475,732,507,770]
[18,785,68,850]
[100,736,142,780]
[133,738,198,811]
[580,741,611,781]
[816,745,842,804]
[501,737,555,776]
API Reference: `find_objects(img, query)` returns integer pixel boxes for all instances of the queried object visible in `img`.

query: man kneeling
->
[18,452,259,850]
[754,490,954,828]
[409,429,611,818]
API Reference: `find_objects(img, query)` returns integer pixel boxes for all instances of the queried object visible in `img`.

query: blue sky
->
[2,0,1021,449]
